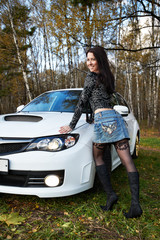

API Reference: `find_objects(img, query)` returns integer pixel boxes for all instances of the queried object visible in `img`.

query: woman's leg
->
[114,139,142,218]
[93,142,118,211]
[114,139,137,172]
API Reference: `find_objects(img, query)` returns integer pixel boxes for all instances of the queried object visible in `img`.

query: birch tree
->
[6,0,32,101]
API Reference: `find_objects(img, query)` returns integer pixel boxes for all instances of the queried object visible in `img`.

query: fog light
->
[44,175,60,187]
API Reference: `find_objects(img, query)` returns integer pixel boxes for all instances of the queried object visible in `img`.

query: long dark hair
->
[86,46,115,94]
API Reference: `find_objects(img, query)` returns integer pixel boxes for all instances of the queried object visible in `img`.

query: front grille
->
[0,143,29,155]
[0,138,32,156]
[0,170,64,187]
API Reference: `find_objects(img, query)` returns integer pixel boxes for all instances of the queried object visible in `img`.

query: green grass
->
[140,137,160,150]
[0,137,160,239]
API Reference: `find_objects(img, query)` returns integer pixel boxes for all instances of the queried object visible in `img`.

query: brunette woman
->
[59,46,142,218]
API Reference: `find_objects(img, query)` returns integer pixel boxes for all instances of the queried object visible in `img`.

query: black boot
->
[96,164,118,211]
[124,172,143,218]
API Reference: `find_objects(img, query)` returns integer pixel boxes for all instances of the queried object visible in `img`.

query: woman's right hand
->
[59,125,72,134]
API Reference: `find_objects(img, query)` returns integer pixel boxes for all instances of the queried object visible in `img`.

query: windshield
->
[22,90,82,113]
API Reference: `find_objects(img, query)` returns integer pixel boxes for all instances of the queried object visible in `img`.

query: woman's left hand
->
[59,125,72,134]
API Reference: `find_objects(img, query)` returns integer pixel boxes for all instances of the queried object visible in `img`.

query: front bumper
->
[0,142,95,198]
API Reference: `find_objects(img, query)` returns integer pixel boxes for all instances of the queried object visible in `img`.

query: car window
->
[110,93,119,106]
[111,93,130,113]
[22,90,91,113]
[116,93,130,110]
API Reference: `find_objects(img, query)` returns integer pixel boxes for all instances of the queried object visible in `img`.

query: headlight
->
[48,138,63,151]
[25,134,79,152]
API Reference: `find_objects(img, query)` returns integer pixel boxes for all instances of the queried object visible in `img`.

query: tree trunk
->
[136,73,140,121]
[7,0,32,102]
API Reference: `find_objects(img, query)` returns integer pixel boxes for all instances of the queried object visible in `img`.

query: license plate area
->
[0,159,9,174]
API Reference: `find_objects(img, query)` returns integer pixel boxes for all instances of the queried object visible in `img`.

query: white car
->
[0,89,140,198]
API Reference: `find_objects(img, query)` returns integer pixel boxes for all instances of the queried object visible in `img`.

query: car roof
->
[45,88,83,94]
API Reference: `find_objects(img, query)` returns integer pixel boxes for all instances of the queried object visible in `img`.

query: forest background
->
[0,0,159,128]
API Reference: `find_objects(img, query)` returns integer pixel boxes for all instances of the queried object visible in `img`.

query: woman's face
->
[86,52,99,73]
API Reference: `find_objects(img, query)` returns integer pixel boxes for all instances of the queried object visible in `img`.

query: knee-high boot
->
[124,172,143,218]
[96,164,118,211]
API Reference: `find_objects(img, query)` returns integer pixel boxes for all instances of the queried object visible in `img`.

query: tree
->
[0,0,159,127]
[0,0,35,112]
[70,0,160,52]
[6,0,32,101]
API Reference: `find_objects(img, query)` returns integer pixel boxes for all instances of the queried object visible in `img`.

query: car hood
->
[0,112,86,138]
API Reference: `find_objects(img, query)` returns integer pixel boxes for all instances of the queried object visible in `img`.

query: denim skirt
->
[93,110,130,143]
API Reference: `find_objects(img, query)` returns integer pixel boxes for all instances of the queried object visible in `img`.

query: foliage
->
[0,0,159,127]
[0,134,159,239]
[70,0,112,8]
[0,0,35,109]
[71,0,160,23]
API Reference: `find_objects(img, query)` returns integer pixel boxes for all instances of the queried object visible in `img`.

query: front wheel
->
[132,135,139,159]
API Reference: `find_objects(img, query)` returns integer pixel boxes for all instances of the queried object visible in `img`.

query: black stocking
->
[93,142,118,211]
[114,139,137,172]
[93,142,106,166]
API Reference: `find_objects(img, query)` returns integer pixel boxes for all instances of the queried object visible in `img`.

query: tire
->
[132,135,139,159]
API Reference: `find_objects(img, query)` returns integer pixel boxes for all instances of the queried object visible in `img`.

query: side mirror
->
[16,105,24,112]
[113,105,129,116]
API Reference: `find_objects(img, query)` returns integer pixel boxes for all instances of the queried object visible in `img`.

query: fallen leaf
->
[62,222,71,228]
[6,236,12,239]
[0,212,26,226]
[64,212,69,216]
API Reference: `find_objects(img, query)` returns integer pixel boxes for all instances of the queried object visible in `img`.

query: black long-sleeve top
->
[69,72,113,129]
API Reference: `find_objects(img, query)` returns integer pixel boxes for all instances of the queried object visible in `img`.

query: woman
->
[59,46,142,218]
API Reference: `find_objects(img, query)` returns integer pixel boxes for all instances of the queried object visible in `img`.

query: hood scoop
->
[4,115,43,122]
